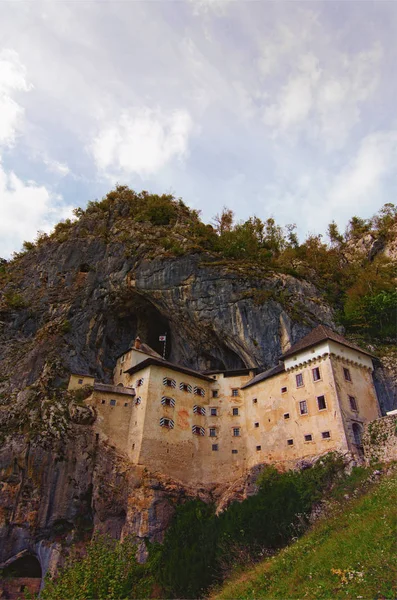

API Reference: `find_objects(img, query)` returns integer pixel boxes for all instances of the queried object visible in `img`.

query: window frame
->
[296,373,304,388]
[212,389,219,398]
[281,386,287,394]
[231,388,239,397]
[317,395,327,411]
[322,431,331,439]
[299,400,308,415]
[304,433,313,442]
[209,427,217,438]
[110,399,116,407]
[233,427,240,437]
[210,407,218,416]
[283,412,290,419]
[232,407,239,416]
[349,395,358,411]
[343,367,352,382]
[287,438,294,446]
[312,367,321,382]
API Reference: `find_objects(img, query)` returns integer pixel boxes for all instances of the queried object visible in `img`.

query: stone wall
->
[362,414,397,463]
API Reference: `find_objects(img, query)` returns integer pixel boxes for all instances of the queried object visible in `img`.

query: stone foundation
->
[363,414,397,464]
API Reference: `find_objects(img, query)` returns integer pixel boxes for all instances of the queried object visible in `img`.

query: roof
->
[124,357,214,382]
[94,383,136,396]
[116,342,162,360]
[241,363,285,390]
[203,368,259,378]
[281,325,374,359]
[71,372,94,378]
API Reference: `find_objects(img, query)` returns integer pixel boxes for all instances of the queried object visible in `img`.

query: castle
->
[68,326,381,485]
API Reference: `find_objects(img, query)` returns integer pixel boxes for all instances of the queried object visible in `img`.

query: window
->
[349,395,358,411]
[232,449,238,454]
[194,386,205,397]
[352,422,362,446]
[135,397,142,405]
[192,425,205,436]
[212,390,219,398]
[304,434,313,442]
[210,407,218,416]
[299,400,308,415]
[121,355,125,364]
[161,396,175,408]
[284,413,290,419]
[233,427,240,437]
[193,405,206,415]
[101,399,106,405]
[287,439,294,446]
[136,378,144,387]
[254,422,259,428]
[120,369,122,375]
[256,445,261,451]
[212,444,219,451]
[343,367,352,382]
[232,407,239,416]
[281,386,287,394]
[124,402,128,407]
[160,417,174,429]
[296,373,304,387]
[180,382,192,393]
[322,431,331,439]
[252,398,257,404]
[163,377,176,388]
[312,367,321,381]
[78,378,83,385]
[231,388,239,397]
[110,399,116,406]
[317,395,327,410]
[209,428,216,437]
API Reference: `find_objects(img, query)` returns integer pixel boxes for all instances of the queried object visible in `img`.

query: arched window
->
[352,422,362,446]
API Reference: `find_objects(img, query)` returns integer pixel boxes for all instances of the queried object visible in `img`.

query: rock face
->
[0,206,394,582]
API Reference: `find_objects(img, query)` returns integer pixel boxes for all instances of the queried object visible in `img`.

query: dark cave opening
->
[3,555,42,579]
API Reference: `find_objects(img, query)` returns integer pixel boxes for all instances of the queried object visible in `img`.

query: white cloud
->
[91,107,194,178]
[43,156,70,177]
[0,160,74,258]
[0,49,31,147]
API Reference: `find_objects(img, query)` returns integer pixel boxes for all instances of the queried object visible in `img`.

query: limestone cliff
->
[0,192,395,581]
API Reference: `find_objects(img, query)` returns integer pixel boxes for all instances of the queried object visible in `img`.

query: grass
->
[212,469,397,600]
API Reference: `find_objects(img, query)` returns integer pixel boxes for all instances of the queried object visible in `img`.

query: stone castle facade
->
[68,326,381,485]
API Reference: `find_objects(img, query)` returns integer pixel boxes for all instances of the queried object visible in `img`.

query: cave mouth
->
[3,555,42,578]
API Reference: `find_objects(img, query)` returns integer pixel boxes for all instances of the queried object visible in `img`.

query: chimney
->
[134,336,142,350]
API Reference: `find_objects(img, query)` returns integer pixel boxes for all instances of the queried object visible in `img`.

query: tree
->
[213,207,234,235]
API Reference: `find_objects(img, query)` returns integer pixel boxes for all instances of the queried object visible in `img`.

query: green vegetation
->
[40,535,152,600]
[5,186,396,341]
[213,468,397,600]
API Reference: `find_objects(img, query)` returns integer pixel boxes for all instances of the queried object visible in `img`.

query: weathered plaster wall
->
[362,414,397,463]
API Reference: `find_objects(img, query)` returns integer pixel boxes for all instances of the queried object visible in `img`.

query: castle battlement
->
[68,326,381,485]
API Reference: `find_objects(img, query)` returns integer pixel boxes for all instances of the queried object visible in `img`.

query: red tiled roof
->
[282,325,374,358]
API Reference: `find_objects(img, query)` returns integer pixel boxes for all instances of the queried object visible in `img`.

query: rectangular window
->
[110,399,116,406]
[192,425,205,436]
[136,378,144,387]
[231,388,239,397]
[304,434,313,442]
[232,407,239,416]
[78,378,83,385]
[193,405,206,416]
[312,367,321,381]
[254,422,259,428]
[349,395,358,411]
[252,398,258,404]
[287,439,294,446]
[164,377,176,388]
[296,373,304,387]
[299,400,308,415]
[180,382,192,393]
[162,396,175,407]
[233,428,240,437]
[232,449,238,454]
[160,417,174,429]
[317,395,327,410]
[209,428,216,437]
[284,413,290,419]
[101,399,106,405]
[281,386,287,394]
[210,407,217,416]
[124,402,128,407]
[322,431,331,439]
[343,367,352,382]
[212,444,219,451]
[120,369,122,375]
[212,390,219,398]
[256,445,261,451]
[194,386,205,396]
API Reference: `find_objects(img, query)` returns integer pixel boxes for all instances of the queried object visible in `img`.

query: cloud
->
[42,156,70,177]
[0,160,74,258]
[0,49,31,147]
[91,107,194,178]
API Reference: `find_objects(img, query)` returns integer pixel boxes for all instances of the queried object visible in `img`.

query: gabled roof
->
[281,325,373,359]
[124,357,214,382]
[241,363,285,389]
[116,343,162,360]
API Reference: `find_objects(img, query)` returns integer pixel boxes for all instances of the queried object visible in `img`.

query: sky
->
[0,0,396,258]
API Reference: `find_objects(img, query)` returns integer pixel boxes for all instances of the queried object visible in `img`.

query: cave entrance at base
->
[1,555,42,599]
